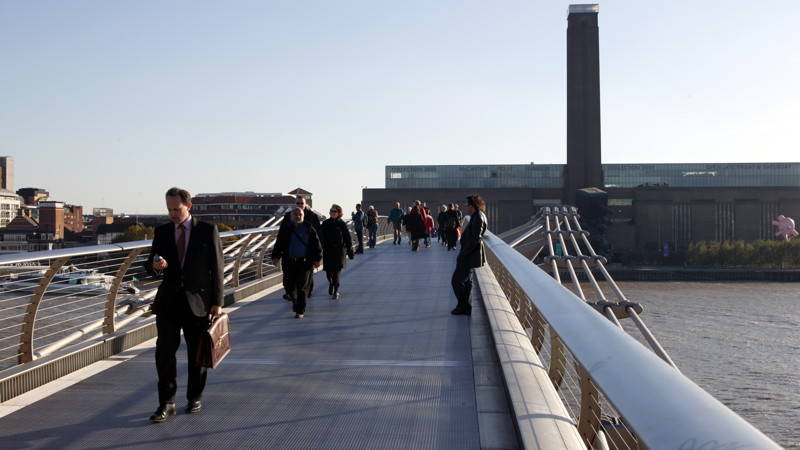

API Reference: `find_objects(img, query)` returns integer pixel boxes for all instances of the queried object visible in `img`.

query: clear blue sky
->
[2,1,798,215]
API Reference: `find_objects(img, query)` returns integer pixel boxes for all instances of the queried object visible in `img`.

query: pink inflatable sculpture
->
[772,215,799,241]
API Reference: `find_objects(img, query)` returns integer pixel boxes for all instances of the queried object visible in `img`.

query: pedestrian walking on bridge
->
[281,196,321,300]
[366,205,378,248]
[451,195,487,316]
[272,207,323,318]
[320,204,354,299]
[388,202,405,245]
[146,187,224,423]
[405,205,426,252]
[443,203,459,251]
[437,205,448,246]
[352,204,365,254]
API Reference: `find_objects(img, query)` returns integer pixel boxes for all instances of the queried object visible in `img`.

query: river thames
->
[615,282,800,448]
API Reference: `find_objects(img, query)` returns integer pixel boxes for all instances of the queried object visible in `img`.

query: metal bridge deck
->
[0,241,488,449]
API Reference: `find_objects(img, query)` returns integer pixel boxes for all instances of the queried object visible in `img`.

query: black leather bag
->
[196,313,231,369]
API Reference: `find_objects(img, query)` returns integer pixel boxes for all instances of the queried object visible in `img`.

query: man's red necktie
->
[177,223,186,267]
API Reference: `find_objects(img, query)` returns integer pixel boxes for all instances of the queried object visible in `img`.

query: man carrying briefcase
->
[146,187,224,423]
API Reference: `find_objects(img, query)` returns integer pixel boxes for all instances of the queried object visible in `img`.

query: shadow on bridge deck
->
[0,241,506,449]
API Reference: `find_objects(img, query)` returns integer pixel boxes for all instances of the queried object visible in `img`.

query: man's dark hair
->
[356,203,362,209]
[165,187,191,204]
[466,194,485,212]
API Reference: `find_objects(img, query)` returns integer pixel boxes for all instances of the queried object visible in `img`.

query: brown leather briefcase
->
[197,313,231,369]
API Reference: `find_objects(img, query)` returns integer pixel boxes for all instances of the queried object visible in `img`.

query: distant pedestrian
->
[388,202,405,245]
[424,211,433,248]
[146,187,224,423]
[437,205,448,246]
[405,205,427,252]
[352,204,365,254]
[319,204,354,299]
[366,205,378,248]
[272,207,323,318]
[404,206,413,245]
[444,203,459,251]
[451,195,487,316]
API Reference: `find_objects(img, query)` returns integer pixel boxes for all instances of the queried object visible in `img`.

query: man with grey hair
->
[280,195,321,299]
[272,207,322,318]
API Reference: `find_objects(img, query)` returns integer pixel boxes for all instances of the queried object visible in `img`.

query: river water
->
[615,282,800,448]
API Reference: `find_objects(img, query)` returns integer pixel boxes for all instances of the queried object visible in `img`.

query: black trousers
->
[281,259,293,299]
[155,298,209,406]
[355,228,364,252]
[326,270,341,287]
[451,260,473,311]
[285,259,313,314]
[446,229,458,250]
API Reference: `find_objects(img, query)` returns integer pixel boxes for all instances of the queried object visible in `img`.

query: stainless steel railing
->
[485,206,780,449]
[0,216,283,369]
[0,214,394,373]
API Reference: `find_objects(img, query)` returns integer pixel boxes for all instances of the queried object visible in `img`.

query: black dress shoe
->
[185,400,202,414]
[283,294,293,302]
[149,403,176,423]
[451,308,472,315]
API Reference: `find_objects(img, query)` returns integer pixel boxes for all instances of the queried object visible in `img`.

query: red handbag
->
[197,313,231,369]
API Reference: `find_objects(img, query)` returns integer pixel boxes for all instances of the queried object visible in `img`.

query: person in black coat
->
[280,196,321,300]
[145,187,224,423]
[443,203,459,251]
[405,205,427,252]
[437,205,448,246]
[319,204,354,299]
[272,207,323,318]
[451,195,487,316]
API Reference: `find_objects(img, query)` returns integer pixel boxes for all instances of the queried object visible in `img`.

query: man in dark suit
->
[272,207,323,318]
[280,196,321,300]
[451,195,487,316]
[146,187,224,423]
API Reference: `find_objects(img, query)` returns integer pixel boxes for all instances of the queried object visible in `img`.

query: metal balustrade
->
[484,207,780,449]
[0,206,780,449]
[0,215,393,377]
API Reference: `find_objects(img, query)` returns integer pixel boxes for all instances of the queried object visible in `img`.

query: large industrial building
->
[362,5,800,255]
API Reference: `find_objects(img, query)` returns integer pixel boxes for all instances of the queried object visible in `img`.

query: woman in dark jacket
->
[405,205,427,252]
[319,204,354,299]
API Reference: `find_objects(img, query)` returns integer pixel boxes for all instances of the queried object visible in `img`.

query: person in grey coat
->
[451,195,487,315]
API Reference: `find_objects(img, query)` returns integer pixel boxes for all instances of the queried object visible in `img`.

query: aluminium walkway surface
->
[0,240,491,449]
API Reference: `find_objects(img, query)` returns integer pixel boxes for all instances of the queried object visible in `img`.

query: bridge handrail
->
[0,225,282,266]
[484,230,780,449]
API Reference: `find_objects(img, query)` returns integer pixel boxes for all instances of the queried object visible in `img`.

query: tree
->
[112,225,155,243]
